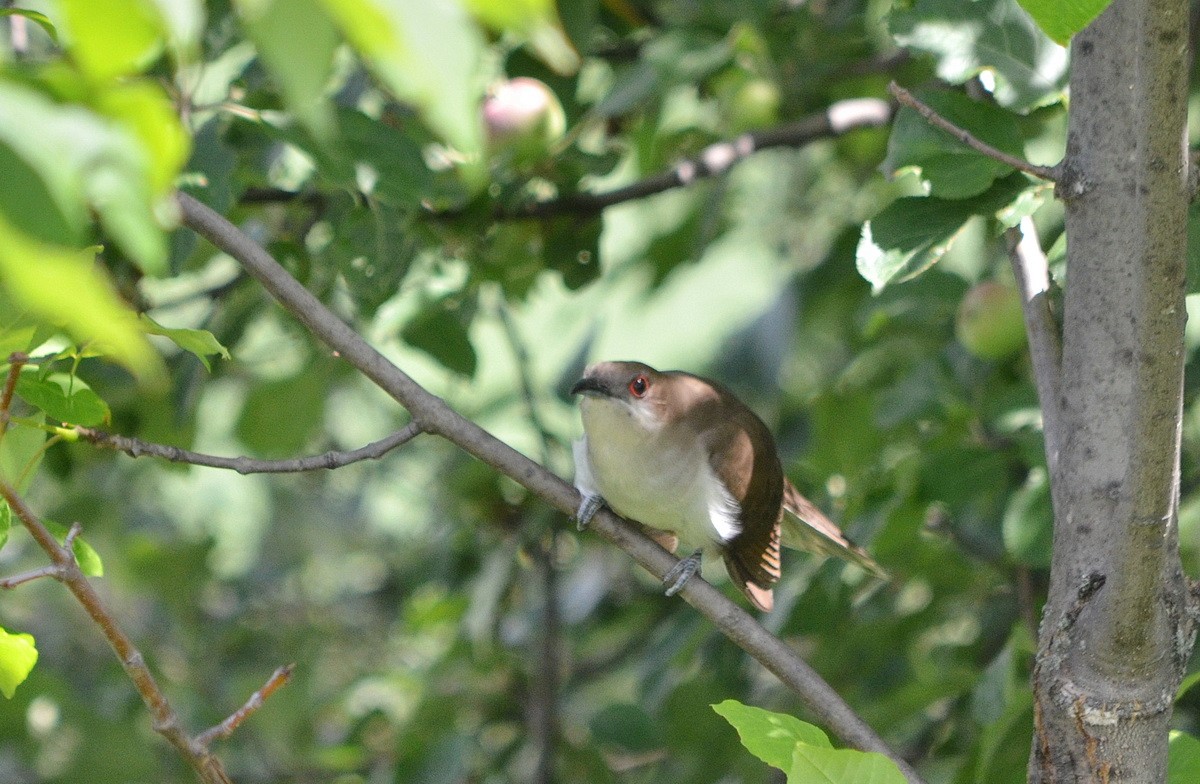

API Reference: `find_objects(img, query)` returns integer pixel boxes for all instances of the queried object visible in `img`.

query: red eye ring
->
[629,375,649,398]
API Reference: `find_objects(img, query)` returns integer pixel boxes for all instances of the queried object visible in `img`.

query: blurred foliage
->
[0,0,1196,783]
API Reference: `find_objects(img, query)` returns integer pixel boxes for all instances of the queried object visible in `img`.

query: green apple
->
[482,77,566,166]
[955,281,1026,360]
[729,78,780,133]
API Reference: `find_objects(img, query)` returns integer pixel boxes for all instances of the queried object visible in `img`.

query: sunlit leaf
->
[712,700,831,771]
[92,80,191,198]
[1016,0,1112,45]
[856,175,1032,292]
[54,0,165,81]
[0,626,37,699]
[319,0,485,162]
[0,229,160,379]
[891,0,1069,111]
[0,80,169,274]
[0,502,9,550]
[714,700,905,783]
[233,0,339,138]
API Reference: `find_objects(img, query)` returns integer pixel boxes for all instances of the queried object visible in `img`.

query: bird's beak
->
[570,376,611,398]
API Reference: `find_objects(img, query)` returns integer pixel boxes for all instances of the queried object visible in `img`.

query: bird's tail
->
[779,480,888,580]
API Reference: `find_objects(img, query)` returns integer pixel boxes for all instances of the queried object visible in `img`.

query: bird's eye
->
[628,375,649,398]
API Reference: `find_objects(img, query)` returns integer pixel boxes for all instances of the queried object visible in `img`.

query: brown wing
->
[692,388,784,612]
[781,480,888,579]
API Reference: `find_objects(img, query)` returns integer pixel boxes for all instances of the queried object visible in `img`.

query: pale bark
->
[1028,0,1197,781]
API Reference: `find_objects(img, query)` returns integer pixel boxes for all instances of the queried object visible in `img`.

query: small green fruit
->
[955,281,1026,360]
[482,77,566,166]
[729,78,780,132]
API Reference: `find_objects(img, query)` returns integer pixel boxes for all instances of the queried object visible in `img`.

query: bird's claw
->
[575,493,604,531]
[663,549,703,597]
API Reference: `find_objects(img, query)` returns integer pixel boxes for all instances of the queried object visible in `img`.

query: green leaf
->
[0,227,160,379]
[891,0,1069,112]
[0,626,37,699]
[91,80,191,198]
[15,372,110,427]
[0,80,170,274]
[712,700,832,771]
[788,741,908,784]
[0,501,10,550]
[0,413,45,492]
[1170,731,1200,784]
[856,174,1031,293]
[883,91,1024,199]
[233,0,339,139]
[1002,466,1052,567]
[401,299,478,377]
[1016,0,1112,45]
[44,520,104,577]
[714,700,906,784]
[319,0,485,162]
[0,8,58,42]
[139,314,230,371]
[55,0,166,81]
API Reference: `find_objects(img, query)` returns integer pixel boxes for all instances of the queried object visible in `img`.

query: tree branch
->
[176,191,927,784]
[72,423,423,473]
[1005,217,1063,477]
[0,482,233,783]
[888,82,1061,182]
[425,98,895,221]
[1,356,290,784]
[196,664,295,747]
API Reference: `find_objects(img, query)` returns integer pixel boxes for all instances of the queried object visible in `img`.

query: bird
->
[570,360,886,612]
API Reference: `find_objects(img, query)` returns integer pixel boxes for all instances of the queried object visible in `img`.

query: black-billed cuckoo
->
[571,360,885,612]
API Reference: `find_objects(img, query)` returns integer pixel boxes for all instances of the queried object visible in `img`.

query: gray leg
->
[575,493,604,531]
[663,549,703,597]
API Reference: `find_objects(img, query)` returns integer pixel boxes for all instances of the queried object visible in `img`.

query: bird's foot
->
[575,493,604,531]
[663,549,703,597]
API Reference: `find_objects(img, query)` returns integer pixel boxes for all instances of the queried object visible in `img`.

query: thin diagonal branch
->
[72,422,423,473]
[176,191,927,784]
[888,82,1061,182]
[196,664,295,747]
[430,98,894,221]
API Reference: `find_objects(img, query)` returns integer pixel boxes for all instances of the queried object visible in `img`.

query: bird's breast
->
[580,401,740,546]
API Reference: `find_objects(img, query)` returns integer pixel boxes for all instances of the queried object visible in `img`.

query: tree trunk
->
[1029,0,1197,781]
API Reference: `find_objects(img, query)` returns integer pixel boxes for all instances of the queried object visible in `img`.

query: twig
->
[0,483,233,784]
[0,351,26,432]
[196,664,295,746]
[0,564,64,588]
[428,98,894,221]
[176,191,928,784]
[73,423,423,473]
[1005,217,1064,477]
[888,82,1061,182]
